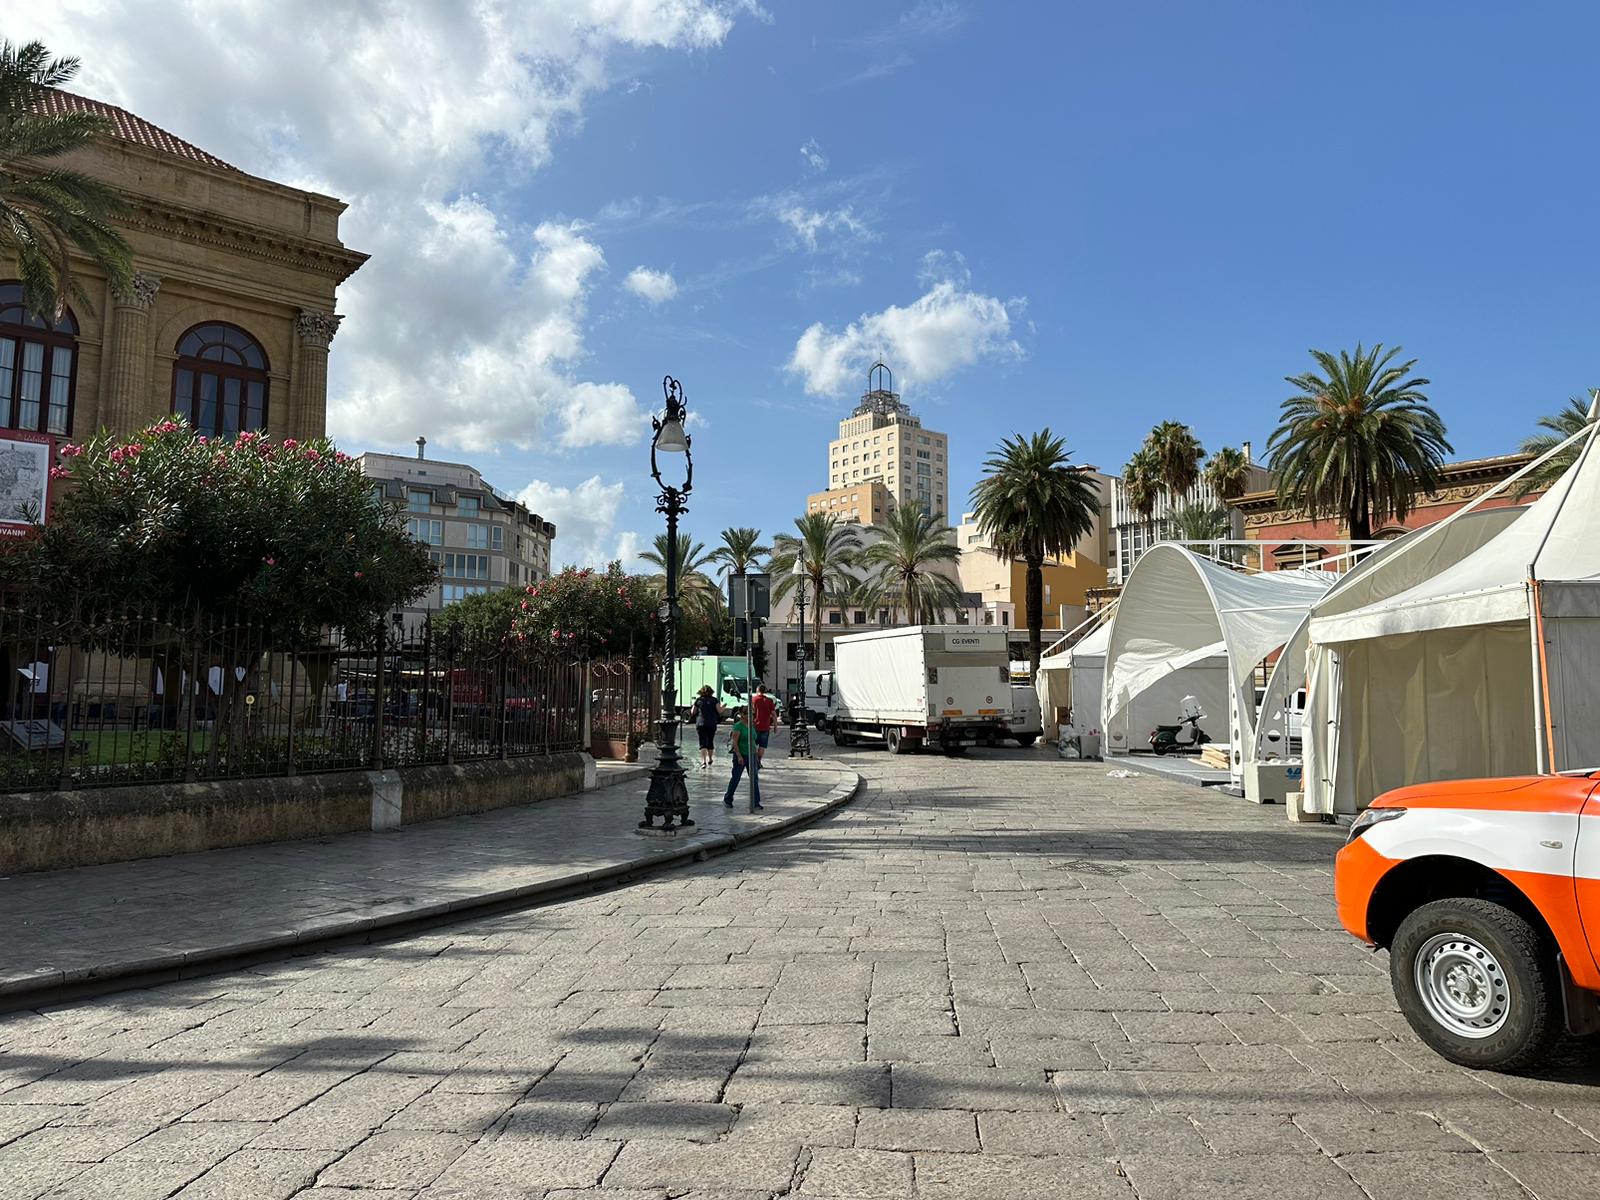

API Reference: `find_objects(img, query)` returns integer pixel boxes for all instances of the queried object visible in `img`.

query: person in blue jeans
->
[723,707,763,811]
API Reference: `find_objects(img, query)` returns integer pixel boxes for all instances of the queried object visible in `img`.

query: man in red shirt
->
[750,684,778,764]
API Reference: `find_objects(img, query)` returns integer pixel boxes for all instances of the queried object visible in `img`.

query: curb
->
[1112,756,1231,790]
[0,766,864,1012]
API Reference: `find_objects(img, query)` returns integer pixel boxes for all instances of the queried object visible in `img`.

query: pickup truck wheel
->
[1390,898,1562,1071]
[1016,735,1037,748]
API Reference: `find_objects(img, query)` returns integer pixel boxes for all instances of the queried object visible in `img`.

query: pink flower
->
[520,601,530,611]
[48,466,67,479]
[283,438,298,450]
[263,557,277,566]
[353,570,364,579]
[304,449,321,462]
[58,443,83,458]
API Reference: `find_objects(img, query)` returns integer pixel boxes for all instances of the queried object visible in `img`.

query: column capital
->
[113,271,162,309]
[296,310,343,349]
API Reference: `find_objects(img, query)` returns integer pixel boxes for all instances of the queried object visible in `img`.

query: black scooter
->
[1149,710,1211,755]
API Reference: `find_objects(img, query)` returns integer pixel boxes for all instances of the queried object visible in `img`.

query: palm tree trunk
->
[812,572,824,677]
[1026,557,1044,676]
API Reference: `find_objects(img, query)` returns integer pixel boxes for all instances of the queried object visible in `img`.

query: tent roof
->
[1313,429,1600,644]
[1038,621,1112,673]
[1104,545,1335,723]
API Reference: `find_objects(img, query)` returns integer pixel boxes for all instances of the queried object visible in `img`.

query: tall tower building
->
[808,362,948,522]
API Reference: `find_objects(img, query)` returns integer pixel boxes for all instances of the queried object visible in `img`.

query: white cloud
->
[786,255,1024,396]
[777,204,870,252]
[800,137,828,172]
[518,475,641,569]
[15,1,748,454]
[624,266,679,304]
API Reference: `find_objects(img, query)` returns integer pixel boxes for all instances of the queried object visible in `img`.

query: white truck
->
[987,683,1042,747]
[815,626,1011,755]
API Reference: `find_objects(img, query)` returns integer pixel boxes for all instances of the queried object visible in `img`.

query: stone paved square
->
[2,749,1599,1198]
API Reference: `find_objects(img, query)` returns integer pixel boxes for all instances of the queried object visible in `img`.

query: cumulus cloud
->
[517,475,641,569]
[623,266,679,304]
[786,255,1024,396]
[799,137,828,172]
[15,1,748,454]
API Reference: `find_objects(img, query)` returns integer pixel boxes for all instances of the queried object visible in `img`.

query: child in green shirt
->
[723,707,763,811]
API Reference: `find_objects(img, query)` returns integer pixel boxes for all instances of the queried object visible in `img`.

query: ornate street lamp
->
[790,554,811,758]
[639,376,695,833]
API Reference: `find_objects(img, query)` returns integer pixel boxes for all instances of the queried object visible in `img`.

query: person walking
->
[723,706,763,811]
[750,683,778,766]
[689,684,721,768]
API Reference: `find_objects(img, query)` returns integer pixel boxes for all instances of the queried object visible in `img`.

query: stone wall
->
[0,753,587,876]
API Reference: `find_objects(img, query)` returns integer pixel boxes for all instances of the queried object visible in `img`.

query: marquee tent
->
[1305,423,1600,815]
[1255,505,1527,769]
[1037,616,1227,756]
[1103,545,1336,773]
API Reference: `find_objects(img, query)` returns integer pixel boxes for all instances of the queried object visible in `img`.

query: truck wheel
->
[832,729,855,748]
[1016,735,1037,748]
[1389,898,1562,1071]
[885,727,906,755]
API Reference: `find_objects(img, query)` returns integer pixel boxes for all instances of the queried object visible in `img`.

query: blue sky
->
[27,2,1600,567]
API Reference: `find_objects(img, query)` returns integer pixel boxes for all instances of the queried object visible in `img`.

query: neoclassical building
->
[1,90,364,445]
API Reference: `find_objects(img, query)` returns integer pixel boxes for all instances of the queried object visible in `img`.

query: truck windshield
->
[723,677,747,697]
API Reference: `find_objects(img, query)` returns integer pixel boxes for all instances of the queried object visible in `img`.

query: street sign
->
[728,572,771,620]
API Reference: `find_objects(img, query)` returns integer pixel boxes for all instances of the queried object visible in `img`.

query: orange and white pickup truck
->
[1335,774,1600,1070]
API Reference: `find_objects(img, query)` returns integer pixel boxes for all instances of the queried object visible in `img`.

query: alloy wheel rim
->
[1413,932,1510,1039]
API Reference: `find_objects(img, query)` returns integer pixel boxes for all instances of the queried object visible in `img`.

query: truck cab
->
[1334,771,1600,1070]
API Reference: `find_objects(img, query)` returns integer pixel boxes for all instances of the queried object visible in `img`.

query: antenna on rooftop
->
[416,436,426,460]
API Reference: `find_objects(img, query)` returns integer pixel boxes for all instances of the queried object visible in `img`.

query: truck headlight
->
[1346,807,1405,844]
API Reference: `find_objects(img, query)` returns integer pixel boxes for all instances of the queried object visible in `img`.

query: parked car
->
[1334,772,1600,1070]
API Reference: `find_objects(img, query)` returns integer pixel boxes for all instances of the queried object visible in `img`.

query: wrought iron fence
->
[0,598,586,793]
[587,658,657,760]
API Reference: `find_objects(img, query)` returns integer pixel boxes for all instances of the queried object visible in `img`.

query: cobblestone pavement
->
[3,747,1600,1199]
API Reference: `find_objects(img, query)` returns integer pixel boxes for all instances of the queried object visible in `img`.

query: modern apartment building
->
[358,448,555,619]
[1108,449,1274,583]
[823,363,949,520]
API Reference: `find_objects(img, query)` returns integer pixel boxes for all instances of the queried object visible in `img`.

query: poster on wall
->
[0,431,51,538]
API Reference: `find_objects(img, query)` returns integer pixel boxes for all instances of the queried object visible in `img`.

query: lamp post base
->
[790,722,811,758]
[638,757,693,833]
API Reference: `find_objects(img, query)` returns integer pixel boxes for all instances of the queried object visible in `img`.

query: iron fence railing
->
[0,599,588,793]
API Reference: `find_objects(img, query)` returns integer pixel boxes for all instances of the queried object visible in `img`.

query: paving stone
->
[430,1136,622,1191]
[854,1107,979,1152]
[1119,1152,1369,1200]
[913,1151,1134,1200]
[798,1147,914,1197]
[1335,1150,1535,1199]
[1436,1103,1600,1152]
[316,1131,471,1190]
[889,1065,1055,1111]
[723,1062,889,1108]
[723,1102,858,1149]
[169,1148,335,1199]
[1490,1151,1600,1196]
[1192,1112,1321,1155]
[589,1101,737,1143]
[976,1110,1110,1156]
[1294,1108,1475,1156]
[1103,1111,1210,1155]
[601,1138,799,1192]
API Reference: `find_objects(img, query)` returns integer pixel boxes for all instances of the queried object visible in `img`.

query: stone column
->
[292,310,342,440]
[106,272,161,434]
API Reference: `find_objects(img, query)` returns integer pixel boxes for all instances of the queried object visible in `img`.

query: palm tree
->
[709,526,769,580]
[861,504,963,625]
[1,40,133,318]
[1123,445,1161,554]
[771,513,861,667]
[970,429,1100,674]
[1268,344,1452,541]
[1517,393,1595,497]
[1204,446,1252,501]
[1146,421,1205,501]
[639,532,720,617]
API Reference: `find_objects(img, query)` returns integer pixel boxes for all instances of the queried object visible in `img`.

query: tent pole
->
[1529,579,1556,774]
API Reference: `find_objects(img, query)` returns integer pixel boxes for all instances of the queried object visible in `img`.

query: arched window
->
[0,283,79,436]
[172,323,268,439]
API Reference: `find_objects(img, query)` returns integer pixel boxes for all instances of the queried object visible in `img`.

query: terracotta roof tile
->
[37,89,238,173]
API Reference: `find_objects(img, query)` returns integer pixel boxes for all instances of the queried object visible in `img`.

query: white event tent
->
[1102,545,1336,774]
[1255,505,1527,769]
[1304,421,1600,815]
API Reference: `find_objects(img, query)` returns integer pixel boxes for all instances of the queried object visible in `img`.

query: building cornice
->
[121,195,369,283]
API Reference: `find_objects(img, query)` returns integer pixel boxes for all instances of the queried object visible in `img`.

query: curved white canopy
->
[1103,546,1335,744]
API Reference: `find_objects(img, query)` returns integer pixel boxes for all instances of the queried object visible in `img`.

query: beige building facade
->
[823,365,949,520]
[1,91,364,449]
[358,450,556,619]
[806,480,890,526]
